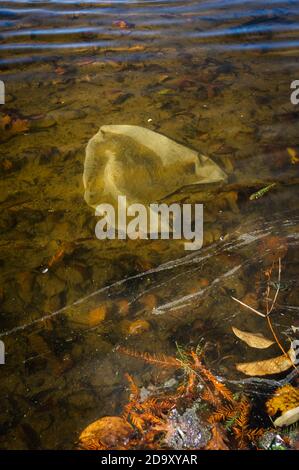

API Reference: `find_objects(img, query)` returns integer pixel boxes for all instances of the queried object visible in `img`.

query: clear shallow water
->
[0,0,299,449]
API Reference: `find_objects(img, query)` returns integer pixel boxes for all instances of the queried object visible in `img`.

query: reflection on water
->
[0,0,299,449]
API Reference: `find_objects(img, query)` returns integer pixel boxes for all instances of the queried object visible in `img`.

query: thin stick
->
[231,296,266,318]
[267,257,281,315]
[264,258,298,371]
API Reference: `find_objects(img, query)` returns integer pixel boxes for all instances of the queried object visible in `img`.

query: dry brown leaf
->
[232,326,274,349]
[236,348,295,376]
[206,424,229,450]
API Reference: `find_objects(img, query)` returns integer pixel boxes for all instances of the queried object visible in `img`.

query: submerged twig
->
[233,258,298,372]
[231,296,266,318]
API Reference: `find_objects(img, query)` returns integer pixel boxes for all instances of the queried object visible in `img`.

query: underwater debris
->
[0,114,29,141]
[258,236,288,263]
[83,125,226,213]
[249,183,277,201]
[78,345,274,450]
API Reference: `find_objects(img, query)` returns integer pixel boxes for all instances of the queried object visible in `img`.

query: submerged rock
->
[79,416,134,449]
[163,406,211,450]
[258,431,288,450]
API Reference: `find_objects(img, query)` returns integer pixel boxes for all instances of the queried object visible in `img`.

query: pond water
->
[0,0,299,449]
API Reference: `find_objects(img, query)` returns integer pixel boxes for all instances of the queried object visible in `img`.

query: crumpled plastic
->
[83,125,227,210]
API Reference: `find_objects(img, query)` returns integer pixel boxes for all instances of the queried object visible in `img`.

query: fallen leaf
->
[113,20,132,29]
[128,319,150,335]
[0,114,11,130]
[88,305,107,327]
[158,74,170,83]
[11,118,29,133]
[55,66,66,75]
[287,147,299,164]
[236,348,295,376]
[232,326,274,349]
[1,159,13,170]
[0,114,29,139]
[266,385,299,416]
[274,406,299,427]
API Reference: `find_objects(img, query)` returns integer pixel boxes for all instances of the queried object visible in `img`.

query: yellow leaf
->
[232,326,274,349]
[266,385,299,416]
[287,147,299,164]
[236,348,295,376]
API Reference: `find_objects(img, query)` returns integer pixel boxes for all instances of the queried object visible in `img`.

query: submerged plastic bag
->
[83,125,226,210]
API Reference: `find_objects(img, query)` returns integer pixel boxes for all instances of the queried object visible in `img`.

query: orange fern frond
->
[141,413,164,426]
[141,398,159,410]
[125,373,140,400]
[118,347,181,369]
[231,397,251,447]
[130,413,146,432]
[208,403,236,424]
[202,386,222,407]
[246,428,264,443]
[205,424,230,450]
[193,356,233,403]
[186,371,197,396]
[155,398,176,411]
[234,397,250,428]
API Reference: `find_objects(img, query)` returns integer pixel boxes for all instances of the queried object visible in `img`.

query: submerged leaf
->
[0,114,29,141]
[232,326,274,349]
[266,385,299,416]
[236,348,295,376]
[274,406,299,427]
[0,114,11,129]
[287,147,299,164]
[10,118,29,134]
